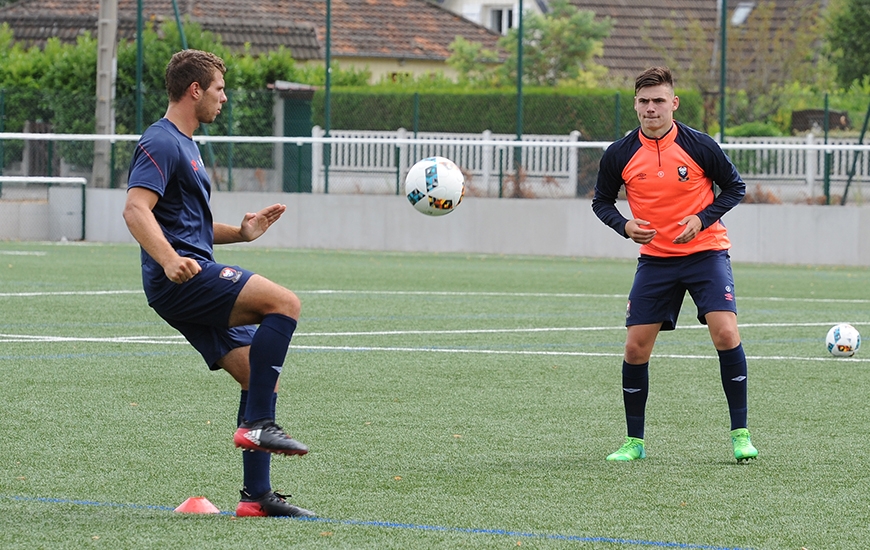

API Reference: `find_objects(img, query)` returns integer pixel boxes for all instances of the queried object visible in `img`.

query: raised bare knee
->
[279,290,302,319]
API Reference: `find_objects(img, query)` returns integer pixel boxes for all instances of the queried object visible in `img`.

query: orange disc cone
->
[174,496,221,514]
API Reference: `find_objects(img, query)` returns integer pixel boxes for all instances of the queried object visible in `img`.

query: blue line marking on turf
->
[0,494,753,549]
[306,517,753,549]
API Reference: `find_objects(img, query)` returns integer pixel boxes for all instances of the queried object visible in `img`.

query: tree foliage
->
[0,17,369,117]
[447,0,612,88]
[826,0,870,88]
[647,1,830,132]
[0,18,371,172]
[500,0,612,87]
[445,36,501,87]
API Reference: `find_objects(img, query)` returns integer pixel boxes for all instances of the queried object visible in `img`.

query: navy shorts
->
[625,250,737,330]
[146,261,257,370]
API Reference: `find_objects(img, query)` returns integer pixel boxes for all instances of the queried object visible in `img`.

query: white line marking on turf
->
[301,289,870,304]
[0,333,186,344]
[1,322,847,344]
[3,322,866,362]
[295,322,860,337]
[304,289,626,299]
[302,327,620,337]
[0,290,141,297]
[1,288,869,305]
[285,344,870,363]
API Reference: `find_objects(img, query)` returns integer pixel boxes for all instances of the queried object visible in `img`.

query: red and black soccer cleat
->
[233,420,309,456]
[236,490,315,518]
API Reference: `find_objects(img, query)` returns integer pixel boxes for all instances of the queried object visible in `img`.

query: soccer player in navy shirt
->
[124,50,314,517]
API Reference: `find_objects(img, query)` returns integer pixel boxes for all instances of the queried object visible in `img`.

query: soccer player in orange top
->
[592,66,757,462]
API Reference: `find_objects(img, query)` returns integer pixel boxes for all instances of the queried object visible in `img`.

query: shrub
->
[727,121,784,137]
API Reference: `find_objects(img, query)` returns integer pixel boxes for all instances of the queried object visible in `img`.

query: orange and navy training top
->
[591,121,745,257]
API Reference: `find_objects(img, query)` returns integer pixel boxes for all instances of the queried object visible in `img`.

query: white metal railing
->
[724,135,870,199]
[310,127,583,196]
[1,131,869,201]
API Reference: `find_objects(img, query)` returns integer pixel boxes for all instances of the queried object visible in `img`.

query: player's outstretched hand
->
[240,203,287,242]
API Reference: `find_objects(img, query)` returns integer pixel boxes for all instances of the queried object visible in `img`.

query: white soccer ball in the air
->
[405,156,465,216]
[826,323,861,357]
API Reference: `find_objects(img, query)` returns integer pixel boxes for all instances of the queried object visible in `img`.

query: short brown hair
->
[635,66,674,94]
[164,50,227,102]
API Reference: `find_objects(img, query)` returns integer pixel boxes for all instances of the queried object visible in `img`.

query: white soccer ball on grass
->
[826,323,861,357]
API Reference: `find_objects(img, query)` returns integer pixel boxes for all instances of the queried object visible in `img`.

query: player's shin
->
[622,361,649,439]
[244,313,297,423]
[718,343,748,430]
[237,390,272,497]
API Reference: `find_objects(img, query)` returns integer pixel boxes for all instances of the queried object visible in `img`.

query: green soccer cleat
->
[731,428,758,462]
[606,436,646,461]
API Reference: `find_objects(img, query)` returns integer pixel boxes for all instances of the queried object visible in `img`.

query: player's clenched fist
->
[165,256,201,284]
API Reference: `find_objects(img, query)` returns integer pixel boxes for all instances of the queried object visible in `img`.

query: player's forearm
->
[592,194,630,238]
[698,180,746,229]
[123,204,181,268]
[213,222,244,244]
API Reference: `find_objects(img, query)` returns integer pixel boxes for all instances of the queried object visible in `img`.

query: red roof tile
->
[0,0,502,61]
[570,0,822,79]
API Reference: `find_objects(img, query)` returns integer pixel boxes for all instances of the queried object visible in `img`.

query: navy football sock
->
[719,343,749,430]
[237,390,275,498]
[245,313,296,424]
[622,361,649,439]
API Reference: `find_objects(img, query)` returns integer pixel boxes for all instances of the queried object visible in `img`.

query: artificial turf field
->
[0,241,868,549]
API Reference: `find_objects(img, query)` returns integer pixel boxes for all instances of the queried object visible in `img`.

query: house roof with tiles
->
[569,0,824,80]
[0,0,502,62]
[570,0,717,78]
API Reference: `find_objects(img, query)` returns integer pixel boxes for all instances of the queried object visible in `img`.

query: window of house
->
[389,72,412,83]
[489,7,513,35]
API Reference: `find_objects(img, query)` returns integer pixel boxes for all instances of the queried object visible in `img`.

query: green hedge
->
[311,88,703,140]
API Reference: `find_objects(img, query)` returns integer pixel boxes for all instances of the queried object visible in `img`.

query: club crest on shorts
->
[220,267,242,282]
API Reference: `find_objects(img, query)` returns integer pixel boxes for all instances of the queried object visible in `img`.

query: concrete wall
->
[0,200,52,240]
[80,189,870,266]
[0,186,83,241]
